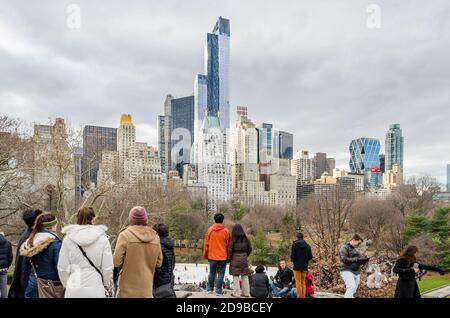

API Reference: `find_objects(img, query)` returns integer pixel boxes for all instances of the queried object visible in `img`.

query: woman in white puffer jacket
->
[58,207,114,298]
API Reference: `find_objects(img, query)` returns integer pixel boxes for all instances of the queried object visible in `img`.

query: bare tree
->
[390,176,440,217]
[300,187,354,290]
[350,198,394,256]
[0,114,44,240]
[31,118,81,222]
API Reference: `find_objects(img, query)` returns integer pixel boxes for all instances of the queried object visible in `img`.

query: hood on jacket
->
[19,232,57,258]
[293,239,308,249]
[0,234,7,246]
[128,225,159,243]
[211,223,225,231]
[160,236,174,250]
[61,224,108,247]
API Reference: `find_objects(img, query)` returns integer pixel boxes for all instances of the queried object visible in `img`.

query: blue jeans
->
[290,288,297,298]
[25,275,38,298]
[270,281,289,297]
[207,260,226,294]
[0,274,7,298]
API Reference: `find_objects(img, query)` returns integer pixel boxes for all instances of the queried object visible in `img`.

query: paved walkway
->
[176,289,343,298]
[422,284,450,298]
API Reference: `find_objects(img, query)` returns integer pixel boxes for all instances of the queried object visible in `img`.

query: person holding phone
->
[339,234,369,298]
[393,245,445,298]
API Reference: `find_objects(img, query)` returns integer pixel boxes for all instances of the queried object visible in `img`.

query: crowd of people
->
[0,209,446,299]
[1,206,175,298]
[202,213,315,298]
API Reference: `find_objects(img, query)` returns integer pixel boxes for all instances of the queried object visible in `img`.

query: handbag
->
[36,278,65,298]
[77,244,113,297]
[153,282,176,298]
[30,261,65,298]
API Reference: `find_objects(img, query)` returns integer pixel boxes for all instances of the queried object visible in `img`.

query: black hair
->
[214,213,224,224]
[255,265,265,274]
[22,209,43,228]
[297,232,304,240]
[153,223,169,237]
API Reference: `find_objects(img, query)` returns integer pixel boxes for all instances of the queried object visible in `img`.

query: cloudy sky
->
[1,0,449,182]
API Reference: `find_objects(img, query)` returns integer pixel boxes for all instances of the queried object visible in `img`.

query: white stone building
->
[291,150,316,185]
[196,115,232,211]
[269,159,296,206]
[232,113,267,206]
[98,114,163,187]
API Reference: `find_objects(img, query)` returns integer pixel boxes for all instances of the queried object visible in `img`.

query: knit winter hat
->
[23,209,43,228]
[128,206,148,225]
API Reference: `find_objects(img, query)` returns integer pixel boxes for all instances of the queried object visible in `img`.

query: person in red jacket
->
[305,272,315,297]
[203,213,230,296]
[291,272,315,298]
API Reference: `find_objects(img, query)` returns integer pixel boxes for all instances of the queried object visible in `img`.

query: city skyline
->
[1,1,450,182]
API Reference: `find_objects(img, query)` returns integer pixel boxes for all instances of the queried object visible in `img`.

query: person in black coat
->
[290,232,313,298]
[153,224,176,298]
[250,265,270,298]
[271,260,294,297]
[0,231,13,298]
[393,245,446,298]
[8,209,42,298]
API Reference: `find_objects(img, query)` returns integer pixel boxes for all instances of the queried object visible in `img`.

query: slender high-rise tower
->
[194,74,207,147]
[385,124,404,171]
[206,16,230,128]
[194,16,230,144]
[193,16,231,172]
[157,95,173,175]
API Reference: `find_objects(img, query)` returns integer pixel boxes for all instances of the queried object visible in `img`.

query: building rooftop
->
[202,116,221,130]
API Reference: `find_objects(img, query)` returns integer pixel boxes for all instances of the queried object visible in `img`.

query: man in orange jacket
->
[203,213,230,295]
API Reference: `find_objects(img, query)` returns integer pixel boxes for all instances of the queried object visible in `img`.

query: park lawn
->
[418,273,450,295]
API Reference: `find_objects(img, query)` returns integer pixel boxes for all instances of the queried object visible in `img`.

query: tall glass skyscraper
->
[194,74,207,146]
[206,16,230,128]
[349,138,381,189]
[273,130,293,160]
[191,16,231,179]
[171,95,195,175]
[385,124,404,171]
[194,16,230,138]
[82,125,117,185]
[157,94,173,175]
[257,123,273,162]
[349,138,381,172]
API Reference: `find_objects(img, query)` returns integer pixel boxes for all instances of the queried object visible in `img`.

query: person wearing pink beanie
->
[113,206,162,297]
[128,206,148,226]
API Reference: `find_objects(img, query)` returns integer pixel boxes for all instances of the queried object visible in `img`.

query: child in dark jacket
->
[250,265,270,298]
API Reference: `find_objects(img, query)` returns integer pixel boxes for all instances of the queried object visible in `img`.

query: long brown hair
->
[231,224,249,245]
[399,245,418,264]
[76,206,96,225]
[28,213,56,247]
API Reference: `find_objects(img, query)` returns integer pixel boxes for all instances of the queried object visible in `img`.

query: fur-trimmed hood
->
[19,232,58,258]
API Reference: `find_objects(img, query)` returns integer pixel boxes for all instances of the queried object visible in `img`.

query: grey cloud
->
[0,0,449,182]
